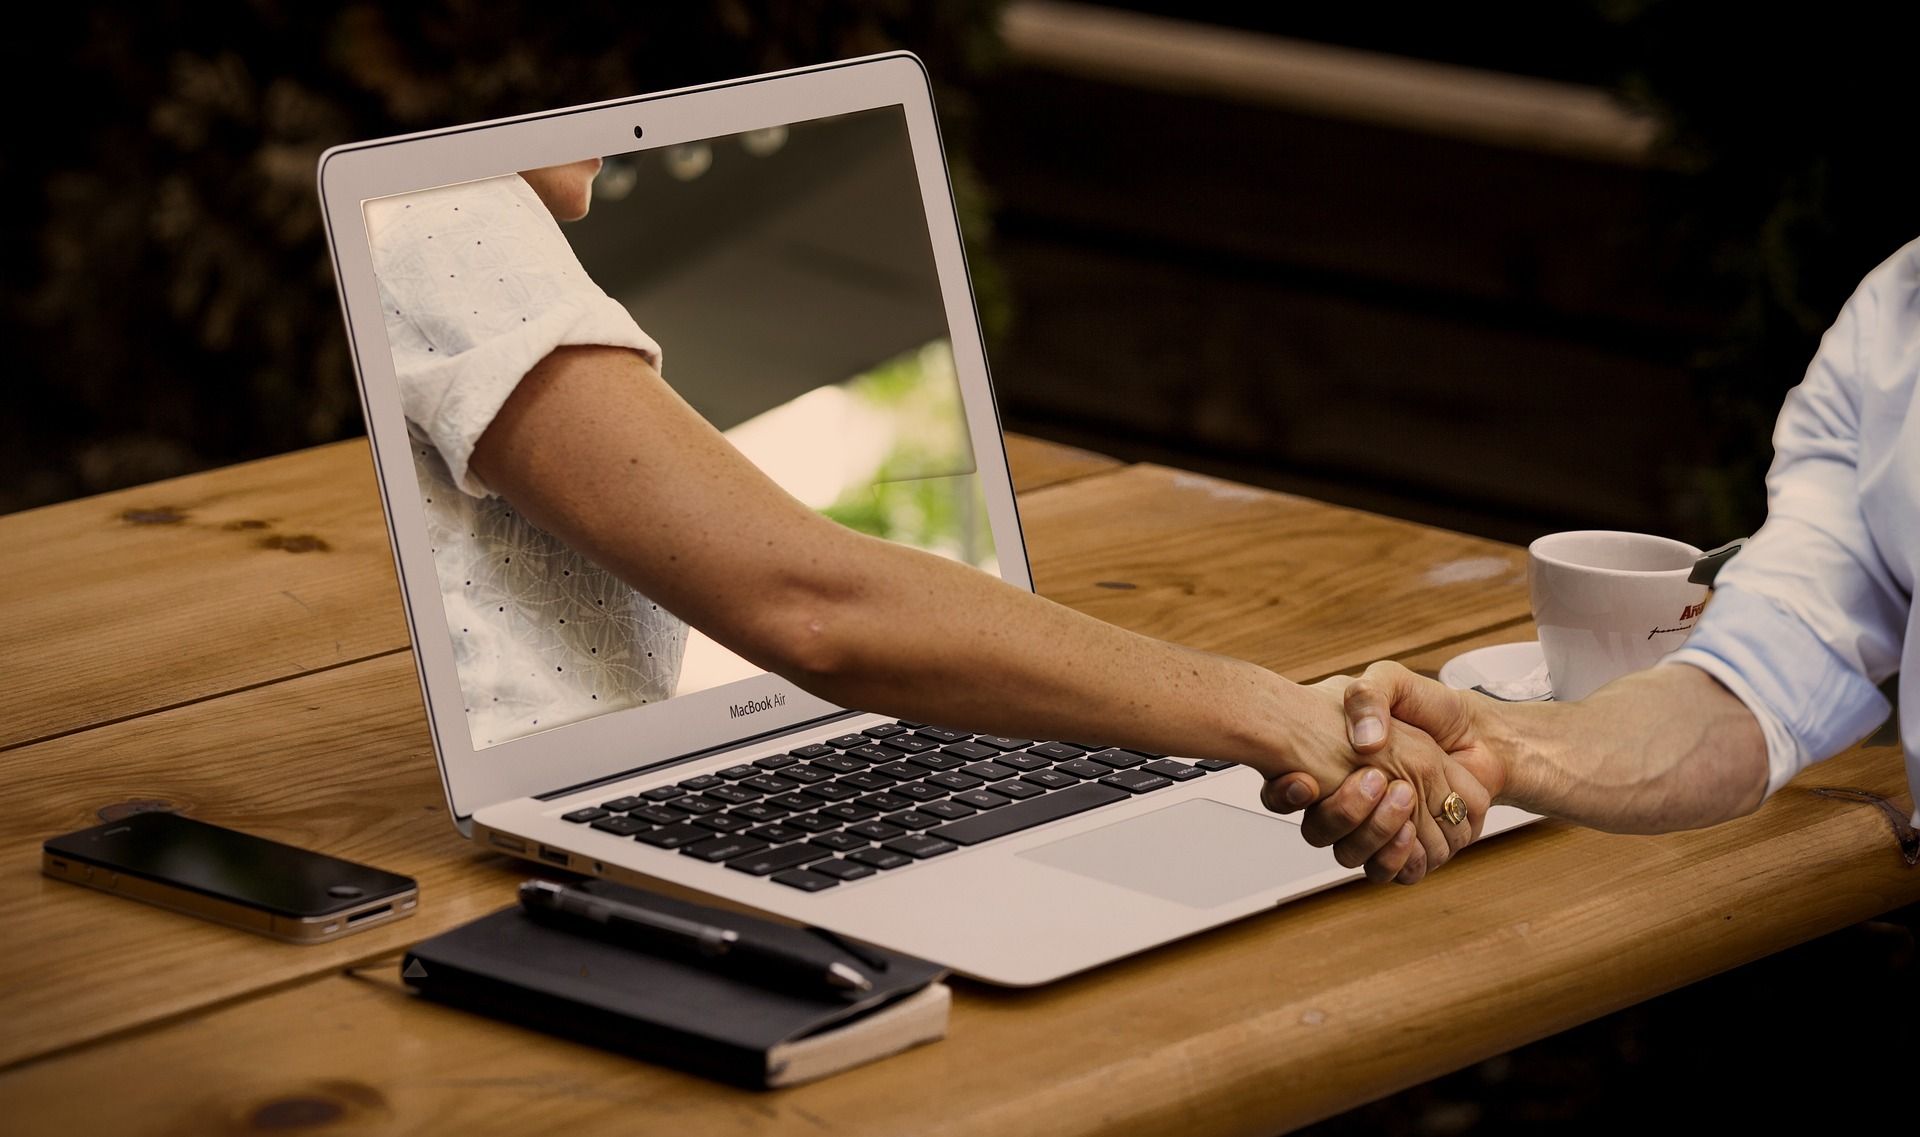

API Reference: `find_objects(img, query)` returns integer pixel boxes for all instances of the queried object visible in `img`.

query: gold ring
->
[1440,792,1467,826]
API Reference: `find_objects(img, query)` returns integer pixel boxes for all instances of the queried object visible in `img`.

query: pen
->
[518,880,873,995]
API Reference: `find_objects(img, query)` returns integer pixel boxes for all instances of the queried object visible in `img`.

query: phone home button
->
[327,885,364,899]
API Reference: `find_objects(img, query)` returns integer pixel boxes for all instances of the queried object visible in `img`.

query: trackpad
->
[1017,799,1334,909]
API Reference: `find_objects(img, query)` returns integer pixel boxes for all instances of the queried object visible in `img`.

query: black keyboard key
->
[918,799,976,821]
[893,781,947,802]
[1023,769,1080,790]
[590,815,650,836]
[747,824,805,844]
[871,761,923,782]
[883,834,957,859]
[883,734,938,754]
[703,786,756,805]
[786,813,841,834]
[846,821,905,841]
[838,771,893,791]
[929,782,1130,846]
[857,791,914,812]
[992,778,1045,800]
[739,775,795,795]
[642,785,688,801]
[631,804,686,825]
[817,803,879,824]
[975,736,1032,751]
[1086,748,1146,769]
[1063,742,1107,751]
[717,764,759,780]
[780,765,833,785]
[952,789,1012,810]
[1028,742,1086,760]
[753,754,799,770]
[862,723,908,739]
[1056,758,1110,780]
[847,743,906,764]
[813,858,877,881]
[927,771,983,791]
[915,727,970,743]
[886,810,941,830]
[771,869,839,892]
[768,793,818,812]
[906,751,966,771]
[665,795,721,815]
[1194,759,1236,771]
[788,743,836,760]
[895,719,927,729]
[678,774,724,792]
[693,813,753,833]
[599,796,644,812]
[636,823,708,849]
[810,831,869,852]
[800,782,861,803]
[1144,759,1206,781]
[562,807,609,823]
[960,761,1018,782]
[941,741,1001,762]
[825,734,869,749]
[997,751,1051,771]
[810,754,864,774]
[731,802,787,822]
[1101,769,1173,794]
[682,835,768,863]
[728,843,832,876]
[1125,748,1166,759]
[848,847,912,870]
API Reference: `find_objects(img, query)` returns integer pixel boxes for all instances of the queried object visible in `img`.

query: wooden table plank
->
[0,440,407,751]
[0,457,1527,1070]
[6,736,1910,1137]
[0,433,1117,753]
[1002,432,1122,494]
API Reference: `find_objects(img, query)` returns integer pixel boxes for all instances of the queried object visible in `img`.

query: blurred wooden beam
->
[1000,0,1660,165]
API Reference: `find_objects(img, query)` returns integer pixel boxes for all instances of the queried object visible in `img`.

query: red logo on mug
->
[1679,601,1705,621]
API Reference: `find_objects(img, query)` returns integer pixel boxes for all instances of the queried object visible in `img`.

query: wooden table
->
[2,434,1912,1136]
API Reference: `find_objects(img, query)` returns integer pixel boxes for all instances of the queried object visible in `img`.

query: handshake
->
[1257,662,1510,886]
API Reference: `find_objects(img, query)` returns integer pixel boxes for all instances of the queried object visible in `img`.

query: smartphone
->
[42,811,418,943]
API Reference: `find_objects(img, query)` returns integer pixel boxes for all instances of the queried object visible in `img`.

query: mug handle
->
[1688,538,1748,587]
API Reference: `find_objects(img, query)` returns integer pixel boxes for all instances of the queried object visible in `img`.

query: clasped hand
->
[1267,663,1506,885]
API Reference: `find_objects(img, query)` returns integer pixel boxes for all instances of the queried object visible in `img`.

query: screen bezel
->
[316,53,1031,824]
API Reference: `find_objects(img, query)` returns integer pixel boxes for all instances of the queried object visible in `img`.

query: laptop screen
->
[360,106,1000,750]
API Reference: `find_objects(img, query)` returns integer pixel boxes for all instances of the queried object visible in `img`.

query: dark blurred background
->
[5,0,1915,1129]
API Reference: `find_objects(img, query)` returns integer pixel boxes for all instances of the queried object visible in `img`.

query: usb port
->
[537,845,570,867]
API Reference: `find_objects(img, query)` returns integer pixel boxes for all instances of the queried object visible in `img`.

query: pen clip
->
[805,925,890,973]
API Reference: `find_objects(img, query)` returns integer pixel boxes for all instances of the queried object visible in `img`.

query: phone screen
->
[44,812,414,918]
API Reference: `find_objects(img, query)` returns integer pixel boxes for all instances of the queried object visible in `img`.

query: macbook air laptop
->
[318,52,1531,985]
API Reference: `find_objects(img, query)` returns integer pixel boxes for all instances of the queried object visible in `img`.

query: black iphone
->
[43,811,418,943]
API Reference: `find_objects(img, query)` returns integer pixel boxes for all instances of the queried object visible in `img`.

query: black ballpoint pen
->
[518,880,873,994]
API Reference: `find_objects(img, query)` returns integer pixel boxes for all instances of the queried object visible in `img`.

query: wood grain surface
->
[4,437,1913,1137]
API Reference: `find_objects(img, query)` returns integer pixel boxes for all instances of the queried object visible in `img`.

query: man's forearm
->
[1487,664,1769,832]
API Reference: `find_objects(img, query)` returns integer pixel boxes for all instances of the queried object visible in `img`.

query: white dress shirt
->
[365,174,688,748]
[1666,237,1919,822]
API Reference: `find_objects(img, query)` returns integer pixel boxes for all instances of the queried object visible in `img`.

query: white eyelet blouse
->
[365,174,688,748]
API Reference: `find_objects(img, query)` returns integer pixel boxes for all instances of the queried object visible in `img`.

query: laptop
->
[318,52,1529,985]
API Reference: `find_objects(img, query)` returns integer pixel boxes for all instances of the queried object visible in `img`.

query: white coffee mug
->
[1529,530,1709,701]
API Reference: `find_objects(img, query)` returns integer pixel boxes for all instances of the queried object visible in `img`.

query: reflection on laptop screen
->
[361,106,998,750]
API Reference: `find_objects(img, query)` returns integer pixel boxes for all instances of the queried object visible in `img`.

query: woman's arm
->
[469,345,1476,865]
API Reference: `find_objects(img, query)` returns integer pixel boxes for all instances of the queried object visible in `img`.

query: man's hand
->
[1263,664,1508,884]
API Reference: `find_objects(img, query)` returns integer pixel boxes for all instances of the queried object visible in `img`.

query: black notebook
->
[401,881,949,1088]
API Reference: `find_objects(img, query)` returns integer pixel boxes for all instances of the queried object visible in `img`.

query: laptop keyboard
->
[558,722,1233,892]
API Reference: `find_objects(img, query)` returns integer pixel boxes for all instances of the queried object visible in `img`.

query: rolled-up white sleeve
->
[1664,266,1907,795]
[364,175,661,497]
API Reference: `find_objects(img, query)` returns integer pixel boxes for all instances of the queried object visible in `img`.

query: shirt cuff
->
[1660,585,1893,797]
[403,295,661,497]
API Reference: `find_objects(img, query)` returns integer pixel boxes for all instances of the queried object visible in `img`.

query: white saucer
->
[1438,640,1552,700]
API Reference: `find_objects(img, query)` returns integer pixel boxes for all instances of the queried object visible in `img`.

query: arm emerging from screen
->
[470,344,1486,870]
